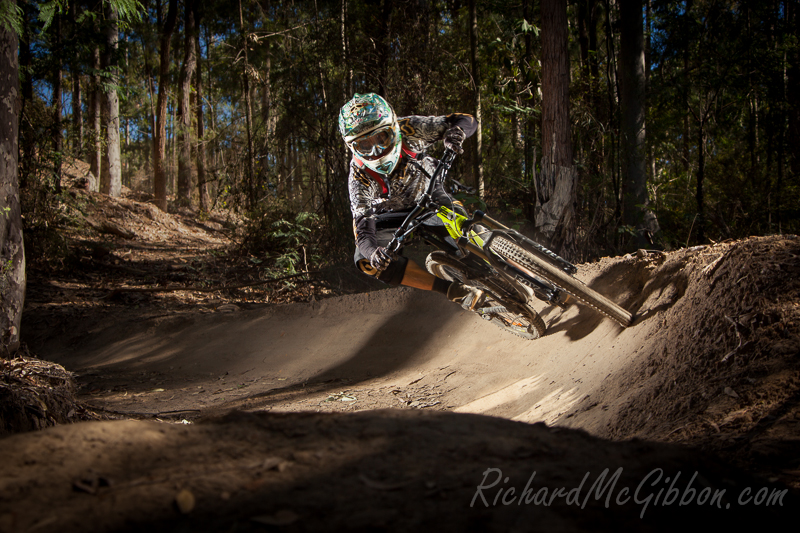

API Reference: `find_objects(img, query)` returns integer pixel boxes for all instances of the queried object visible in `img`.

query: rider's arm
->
[421,156,469,217]
[444,113,478,138]
[398,114,477,152]
[349,165,381,259]
[354,215,379,259]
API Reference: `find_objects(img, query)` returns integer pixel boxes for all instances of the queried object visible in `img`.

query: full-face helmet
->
[339,93,402,176]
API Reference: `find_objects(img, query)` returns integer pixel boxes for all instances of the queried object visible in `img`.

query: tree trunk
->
[377,0,392,97]
[468,0,484,198]
[194,2,209,211]
[101,5,122,197]
[619,0,657,247]
[52,13,63,193]
[341,0,352,100]
[239,0,255,208]
[69,2,83,157]
[341,0,352,166]
[260,50,272,181]
[538,0,578,260]
[695,121,705,243]
[142,36,156,178]
[602,0,622,223]
[170,90,177,193]
[682,0,693,174]
[154,0,178,211]
[88,45,101,189]
[71,73,83,157]
[18,4,33,186]
[788,0,799,181]
[578,0,603,198]
[0,13,25,355]
[100,83,110,193]
[522,0,536,199]
[177,0,197,206]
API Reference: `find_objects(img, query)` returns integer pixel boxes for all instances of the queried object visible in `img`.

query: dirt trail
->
[5,189,800,531]
[27,235,800,449]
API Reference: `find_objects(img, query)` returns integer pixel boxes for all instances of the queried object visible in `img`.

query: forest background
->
[1,0,799,353]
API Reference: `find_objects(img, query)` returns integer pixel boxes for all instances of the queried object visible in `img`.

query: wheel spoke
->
[426,251,546,340]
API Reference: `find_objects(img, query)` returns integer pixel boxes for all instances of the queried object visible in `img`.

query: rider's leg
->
[400,259,477,305]
[399,259,436,290]
[353,222,476,302]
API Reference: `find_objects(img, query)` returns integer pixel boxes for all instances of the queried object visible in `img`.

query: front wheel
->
[425,252,546,340]
[489,235,634,327]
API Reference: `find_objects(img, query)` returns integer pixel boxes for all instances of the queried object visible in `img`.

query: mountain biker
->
[339,92,479,304]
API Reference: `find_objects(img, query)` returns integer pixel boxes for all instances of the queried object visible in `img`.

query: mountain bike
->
[384,148,634,340]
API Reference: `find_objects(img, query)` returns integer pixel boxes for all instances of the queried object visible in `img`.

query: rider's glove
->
[443,126,466,154]
[369,247,394,271]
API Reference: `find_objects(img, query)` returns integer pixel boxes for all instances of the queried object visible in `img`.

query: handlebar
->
[385,148,458,254]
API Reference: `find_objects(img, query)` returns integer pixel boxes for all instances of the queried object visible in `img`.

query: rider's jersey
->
[348,113,477,259]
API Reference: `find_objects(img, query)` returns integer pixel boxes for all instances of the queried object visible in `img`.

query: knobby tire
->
[489,236,634,327]
[425,252,546,340]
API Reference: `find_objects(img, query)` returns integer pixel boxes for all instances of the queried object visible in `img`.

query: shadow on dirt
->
[215,293,466,411]
[2,410,796,533]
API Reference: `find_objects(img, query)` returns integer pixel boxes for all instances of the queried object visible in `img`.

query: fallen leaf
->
[175,489,196,514]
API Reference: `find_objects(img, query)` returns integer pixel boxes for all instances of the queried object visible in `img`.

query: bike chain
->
[489,235,619,322]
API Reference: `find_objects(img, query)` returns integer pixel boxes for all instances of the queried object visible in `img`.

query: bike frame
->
[385,148,571,306]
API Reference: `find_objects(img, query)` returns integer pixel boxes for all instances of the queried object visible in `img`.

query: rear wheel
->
[425,251,546,340]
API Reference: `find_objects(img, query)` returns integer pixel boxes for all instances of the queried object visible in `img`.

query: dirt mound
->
[0,355,94,435]
[603,237,800,471]
[1,410,795,533]
[11,182,800,530]
[67,186,232,246]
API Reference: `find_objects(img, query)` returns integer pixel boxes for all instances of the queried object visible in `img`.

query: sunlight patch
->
[511,386,582,426]
[454,375,545,414]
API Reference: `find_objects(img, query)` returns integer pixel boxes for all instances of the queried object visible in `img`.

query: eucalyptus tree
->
[153,0,177,211]
[538,0,577,259]
[177,0,197,206]
[0,0,24,355]
[0,0,144,356]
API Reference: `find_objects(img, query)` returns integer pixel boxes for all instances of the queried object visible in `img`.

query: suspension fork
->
[455,235,532,304]
[466,211,578,275]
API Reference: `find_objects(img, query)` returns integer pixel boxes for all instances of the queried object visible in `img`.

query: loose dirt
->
[3,188,800,532]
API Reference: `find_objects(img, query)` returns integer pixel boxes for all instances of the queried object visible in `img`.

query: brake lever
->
[451,178,476,195]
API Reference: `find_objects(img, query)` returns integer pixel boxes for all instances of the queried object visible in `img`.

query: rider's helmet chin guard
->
[339,93,402,176]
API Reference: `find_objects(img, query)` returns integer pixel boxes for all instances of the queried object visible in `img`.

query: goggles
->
[350,126,397,160]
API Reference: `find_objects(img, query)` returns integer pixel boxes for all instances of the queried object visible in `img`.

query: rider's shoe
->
[447,282,482,308]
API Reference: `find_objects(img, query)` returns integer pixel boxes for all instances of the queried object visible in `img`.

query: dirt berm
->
[4,235,800,532]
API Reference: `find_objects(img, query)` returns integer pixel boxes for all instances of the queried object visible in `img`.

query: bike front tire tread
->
[489,236,634,327]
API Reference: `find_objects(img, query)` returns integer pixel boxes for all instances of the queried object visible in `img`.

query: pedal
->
[468,289,485,311]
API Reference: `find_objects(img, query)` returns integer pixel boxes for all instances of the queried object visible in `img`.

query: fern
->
[0,1,22,35]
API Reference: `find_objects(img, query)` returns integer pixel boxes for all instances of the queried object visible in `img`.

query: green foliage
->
[0,1,22,35]
[16,0,800,271]
[39,0,144,31]
[238,203,322,276]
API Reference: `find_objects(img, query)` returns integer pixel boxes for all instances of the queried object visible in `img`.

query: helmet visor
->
[351,126,397,160]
